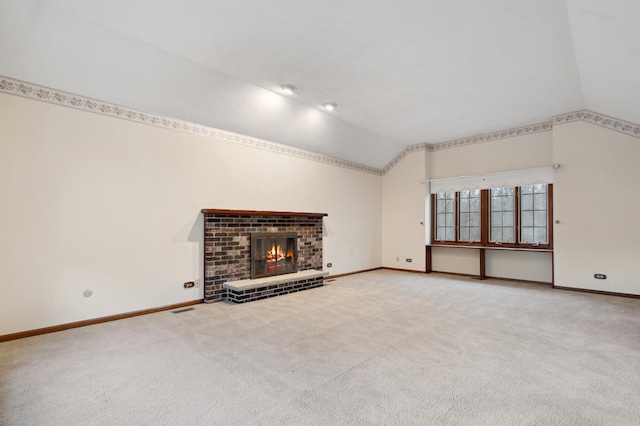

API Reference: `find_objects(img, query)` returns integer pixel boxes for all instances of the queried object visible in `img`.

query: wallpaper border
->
[0,76,383,176]
[553,110,640,138]
[3,76,638,176]
[381,122,553,173]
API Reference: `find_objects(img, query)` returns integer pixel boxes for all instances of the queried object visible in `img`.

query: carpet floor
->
[1,270,640,425]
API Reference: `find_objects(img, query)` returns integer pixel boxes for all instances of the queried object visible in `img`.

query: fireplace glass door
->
[251,232,298,279]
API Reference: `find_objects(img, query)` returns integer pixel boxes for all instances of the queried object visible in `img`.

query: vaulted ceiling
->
[1,1,638,168]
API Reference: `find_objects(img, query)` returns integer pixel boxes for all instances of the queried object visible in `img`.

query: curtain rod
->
[419,164,560,184]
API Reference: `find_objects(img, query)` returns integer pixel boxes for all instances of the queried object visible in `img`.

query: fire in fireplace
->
[251,232,298,279]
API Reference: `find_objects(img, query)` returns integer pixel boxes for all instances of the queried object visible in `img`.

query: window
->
[435,191,455,241]
[520,184,548,245]
[490,187,515,243]
[431,184,552,249]
[459,189,480,242]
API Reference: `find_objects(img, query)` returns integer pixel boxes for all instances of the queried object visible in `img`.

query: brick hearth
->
[202,209,327,303]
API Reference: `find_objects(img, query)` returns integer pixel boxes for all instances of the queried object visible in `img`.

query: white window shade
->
[428,166,555,194]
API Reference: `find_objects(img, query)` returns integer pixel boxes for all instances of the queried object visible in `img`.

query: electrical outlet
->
[193,279,200,288]
[327,263,333,268]
[594,274,607,280]
[406,258,413,263]
[184,281,195,288]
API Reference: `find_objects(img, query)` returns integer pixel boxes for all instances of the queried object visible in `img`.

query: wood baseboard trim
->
[382,267,427,274]
[327,267,383,279]
[430,270,479,279]
[553,286,640,299]
[485,276,552,286]
[0,299,203,342]
[430,271,554,287]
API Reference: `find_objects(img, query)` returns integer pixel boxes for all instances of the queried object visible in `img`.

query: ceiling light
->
[281,84,297,95]
[322,102,337,111]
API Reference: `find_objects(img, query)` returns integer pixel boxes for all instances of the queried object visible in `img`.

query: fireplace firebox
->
[251,232,298,279]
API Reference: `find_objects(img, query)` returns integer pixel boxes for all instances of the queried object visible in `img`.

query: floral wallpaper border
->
[0,76,382,175]
[2,76,638,176]
[382,122,553,174]
[553,110,640,138]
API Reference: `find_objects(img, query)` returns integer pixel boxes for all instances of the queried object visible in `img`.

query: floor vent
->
[171,307,195,314]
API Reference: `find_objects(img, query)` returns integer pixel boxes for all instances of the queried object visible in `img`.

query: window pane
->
[459,228,469,241]
[445,199,454,211]
[445,213,455,227]
[435,191,456,241]
[470,228,480,242]
[534,211,546,226]
[503,212,514,226]
[521,185,534,194]
[534,227,547,243]
[460,198,469,211]
[489,186,515,243]
[445,228,455,241]
[520,184,548,245]
[503,227,514,243]
[534,194,547,210]
[460,213,469,226]
[491,211,502,226]
[503,195,514,211]
[470,197,479,212]
[491,196,501,210]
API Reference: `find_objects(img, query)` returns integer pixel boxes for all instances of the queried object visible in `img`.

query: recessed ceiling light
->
[323,102,337,111]
[281,84,297,95]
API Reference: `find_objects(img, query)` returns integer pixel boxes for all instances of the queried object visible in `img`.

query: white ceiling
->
[0,1,638,168]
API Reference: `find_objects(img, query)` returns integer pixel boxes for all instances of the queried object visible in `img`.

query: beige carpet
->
[1,270,640,425]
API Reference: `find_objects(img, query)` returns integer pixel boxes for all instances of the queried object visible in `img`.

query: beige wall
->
[428,132,554,281]
[381,150,428,271]
[3,88,639,336]
[485,250,552,282]
[553,121,640,294]
[429,132,553,179]
[431,247,479,275]
[379,132,555,281]
[0,93,382,335]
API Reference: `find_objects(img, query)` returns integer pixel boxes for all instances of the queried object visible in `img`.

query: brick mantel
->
[202,209,326,303]
[201,209,327,218]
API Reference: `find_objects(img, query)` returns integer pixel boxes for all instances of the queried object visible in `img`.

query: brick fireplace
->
[202,209,327,303]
